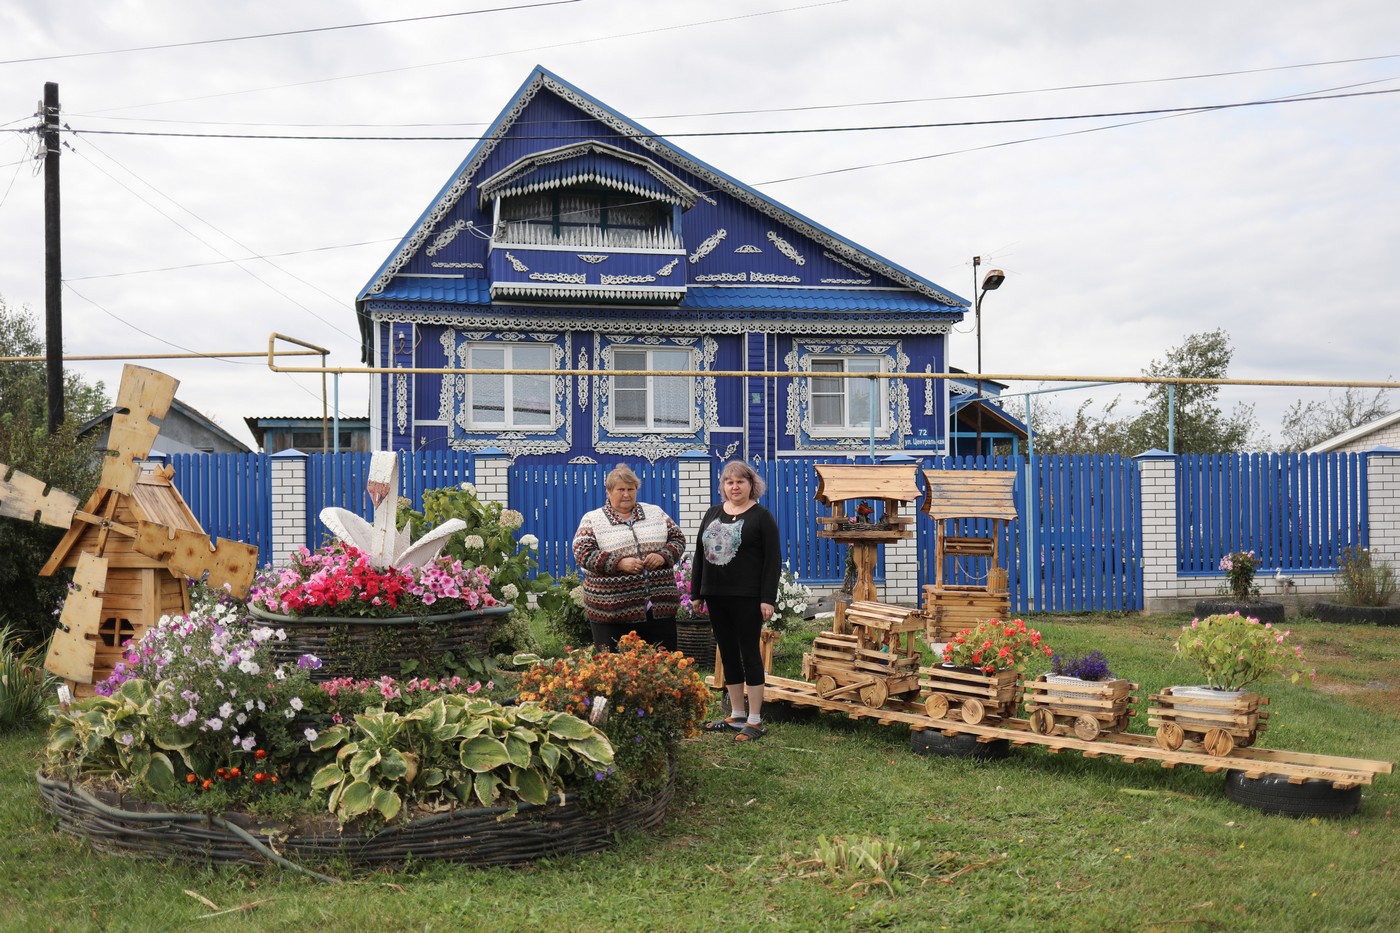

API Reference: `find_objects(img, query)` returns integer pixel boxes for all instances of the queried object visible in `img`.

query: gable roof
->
[1305,410,1400,452]
[355,66,969,359]
[78,397,250,454]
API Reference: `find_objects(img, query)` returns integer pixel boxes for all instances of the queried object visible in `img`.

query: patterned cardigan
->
[572,502,686,625]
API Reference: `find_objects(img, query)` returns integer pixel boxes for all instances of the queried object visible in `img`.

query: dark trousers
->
[706,594,765,687]
[589,609,678,653]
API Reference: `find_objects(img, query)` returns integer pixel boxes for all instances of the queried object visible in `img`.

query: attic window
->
[498,188,674,249]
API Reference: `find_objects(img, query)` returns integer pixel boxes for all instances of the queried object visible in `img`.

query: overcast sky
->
[2,0,1397,449]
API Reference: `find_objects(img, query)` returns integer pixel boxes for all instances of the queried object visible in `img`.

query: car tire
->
[910,728,1011,760]
[1224,770,1362,818]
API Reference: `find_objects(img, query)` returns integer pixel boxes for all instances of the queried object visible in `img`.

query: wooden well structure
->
[812,463,920,616]
[919,469,1017,641]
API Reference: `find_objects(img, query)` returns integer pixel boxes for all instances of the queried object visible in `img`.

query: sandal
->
[703,717,746,732]
[734,723,767,742]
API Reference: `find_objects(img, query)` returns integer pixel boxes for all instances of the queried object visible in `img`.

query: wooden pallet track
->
[752,674,1393,789]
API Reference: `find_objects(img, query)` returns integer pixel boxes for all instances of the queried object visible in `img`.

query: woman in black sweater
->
[690,460,781,742]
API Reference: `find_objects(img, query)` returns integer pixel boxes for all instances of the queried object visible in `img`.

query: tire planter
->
[249,605,513,681]
[1311,601,1400,626]
[910,728,1011,760]
[1224,769,1361,818]
[36,760,676,874]
[1193,599,1286,626]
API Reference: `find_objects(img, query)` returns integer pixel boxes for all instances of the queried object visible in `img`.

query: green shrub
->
[0,621,57,732]
[1336,545,1397,607]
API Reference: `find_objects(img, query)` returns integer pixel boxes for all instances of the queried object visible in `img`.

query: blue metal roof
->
[682,287,961,314]
[367,280,959,315]
[369,279,493,305]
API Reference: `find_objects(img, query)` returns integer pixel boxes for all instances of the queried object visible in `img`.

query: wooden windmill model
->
[0,365,259,694]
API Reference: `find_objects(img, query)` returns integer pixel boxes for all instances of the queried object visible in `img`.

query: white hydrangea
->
[500,509,524,530]
[465,534,486,550]
[501,583,520,602]
[520,533,539,550]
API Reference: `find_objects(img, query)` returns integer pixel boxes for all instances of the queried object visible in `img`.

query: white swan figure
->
[319,451,466,568]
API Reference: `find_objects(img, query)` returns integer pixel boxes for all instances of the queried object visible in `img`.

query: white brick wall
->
[472,451,511,506]
[1135,454,1179,612]
[677,457,712,556]
[882,535,920,605]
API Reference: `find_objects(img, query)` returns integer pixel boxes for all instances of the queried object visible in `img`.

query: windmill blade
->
[0,463,79,528]
[100,365,179,495]
[45,551,108,684]
[133,522,259,599]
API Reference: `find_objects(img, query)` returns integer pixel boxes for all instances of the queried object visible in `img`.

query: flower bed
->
[37,758,676,873]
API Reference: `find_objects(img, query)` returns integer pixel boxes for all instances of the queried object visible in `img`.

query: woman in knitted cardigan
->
[572,464,686,651]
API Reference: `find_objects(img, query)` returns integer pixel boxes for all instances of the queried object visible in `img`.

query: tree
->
[1278,387,1395,452]
[0,296,110,646]
[1002,330,1264,456]
[1124,329,1264,454]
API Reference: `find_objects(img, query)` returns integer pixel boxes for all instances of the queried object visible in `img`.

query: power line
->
[0,1,582,65]
[50,86,1400,142]
[83,0,852,115]
[65,238,400,281]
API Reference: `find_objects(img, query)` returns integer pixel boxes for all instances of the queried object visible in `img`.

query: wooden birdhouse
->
[919,469,1018,640]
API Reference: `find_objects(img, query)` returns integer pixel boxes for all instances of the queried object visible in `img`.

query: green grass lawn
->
[2,613,1397,932]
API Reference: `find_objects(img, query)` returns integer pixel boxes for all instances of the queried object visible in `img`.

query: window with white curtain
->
[810,356,885,433]
[611,347,693,432]
[466,344,553,429]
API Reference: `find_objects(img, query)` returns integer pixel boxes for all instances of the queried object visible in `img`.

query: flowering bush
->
[1174,612,1315,691]
[399,482,543,614]
[517,632,708,807]
[674,556,706,621]
[52,604,323,792]
[941,618,1054,674]
[248,540,496,619]
[1219,550,1260,602]
[1050,649,1115,681]
[770,563,813,634]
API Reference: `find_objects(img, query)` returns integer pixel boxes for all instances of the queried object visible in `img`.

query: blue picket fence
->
[163,450,1370,614]
[509,461,681,579]
[1177,452,1369,576]
[164,452,273,559]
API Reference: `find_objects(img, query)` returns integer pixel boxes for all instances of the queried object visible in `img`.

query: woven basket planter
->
[675,617,716,666]
[36,759,676,872]
[249,605,513,681]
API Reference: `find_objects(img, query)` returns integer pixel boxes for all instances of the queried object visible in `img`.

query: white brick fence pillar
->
[1366,447,1400,568]
[677,450,713,556]
[473,448,511,506]
[269,449,308,567]
[1134,449,1180,613]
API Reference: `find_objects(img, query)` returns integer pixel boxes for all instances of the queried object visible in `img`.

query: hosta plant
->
[45,679,180,794]
[308,695,613,824]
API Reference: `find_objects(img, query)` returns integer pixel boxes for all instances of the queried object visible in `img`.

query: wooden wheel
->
[1073,715,1102,742]
[923,693,950,720]
[1155,721,1185,751]
[1027,708,1055,735]
[1204,728,1236,758]
[858,680,889,709]
[960,697,986,725]
[814,674,837,697]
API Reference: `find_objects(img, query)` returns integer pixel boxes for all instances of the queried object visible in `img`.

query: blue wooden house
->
[356,67,975,463]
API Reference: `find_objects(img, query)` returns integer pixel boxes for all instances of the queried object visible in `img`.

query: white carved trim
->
[373,308,952,337]
[766,231,805,266]
[688,229,727,263]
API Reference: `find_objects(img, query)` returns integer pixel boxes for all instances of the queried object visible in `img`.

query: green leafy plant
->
[308,695,613,824]
[0,621,56,732]
[1218,549,1260,602]
[45,679,180,794]
[1174,612,1315,691]
[537,571,591,647]
[1335,545,1397,607]
[785,833,919,895]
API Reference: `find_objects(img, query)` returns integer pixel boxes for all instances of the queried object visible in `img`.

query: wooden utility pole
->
[43,81,65,434]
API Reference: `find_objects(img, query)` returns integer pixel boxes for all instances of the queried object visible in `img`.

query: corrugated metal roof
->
[370,279,493,304]
[369,280,962,315]
[682,287,961,314]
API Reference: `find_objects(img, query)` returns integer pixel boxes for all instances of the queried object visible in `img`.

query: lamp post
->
[971,257,1005,457]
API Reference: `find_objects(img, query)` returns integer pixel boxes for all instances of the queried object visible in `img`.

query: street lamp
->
[972,256,1005,457]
